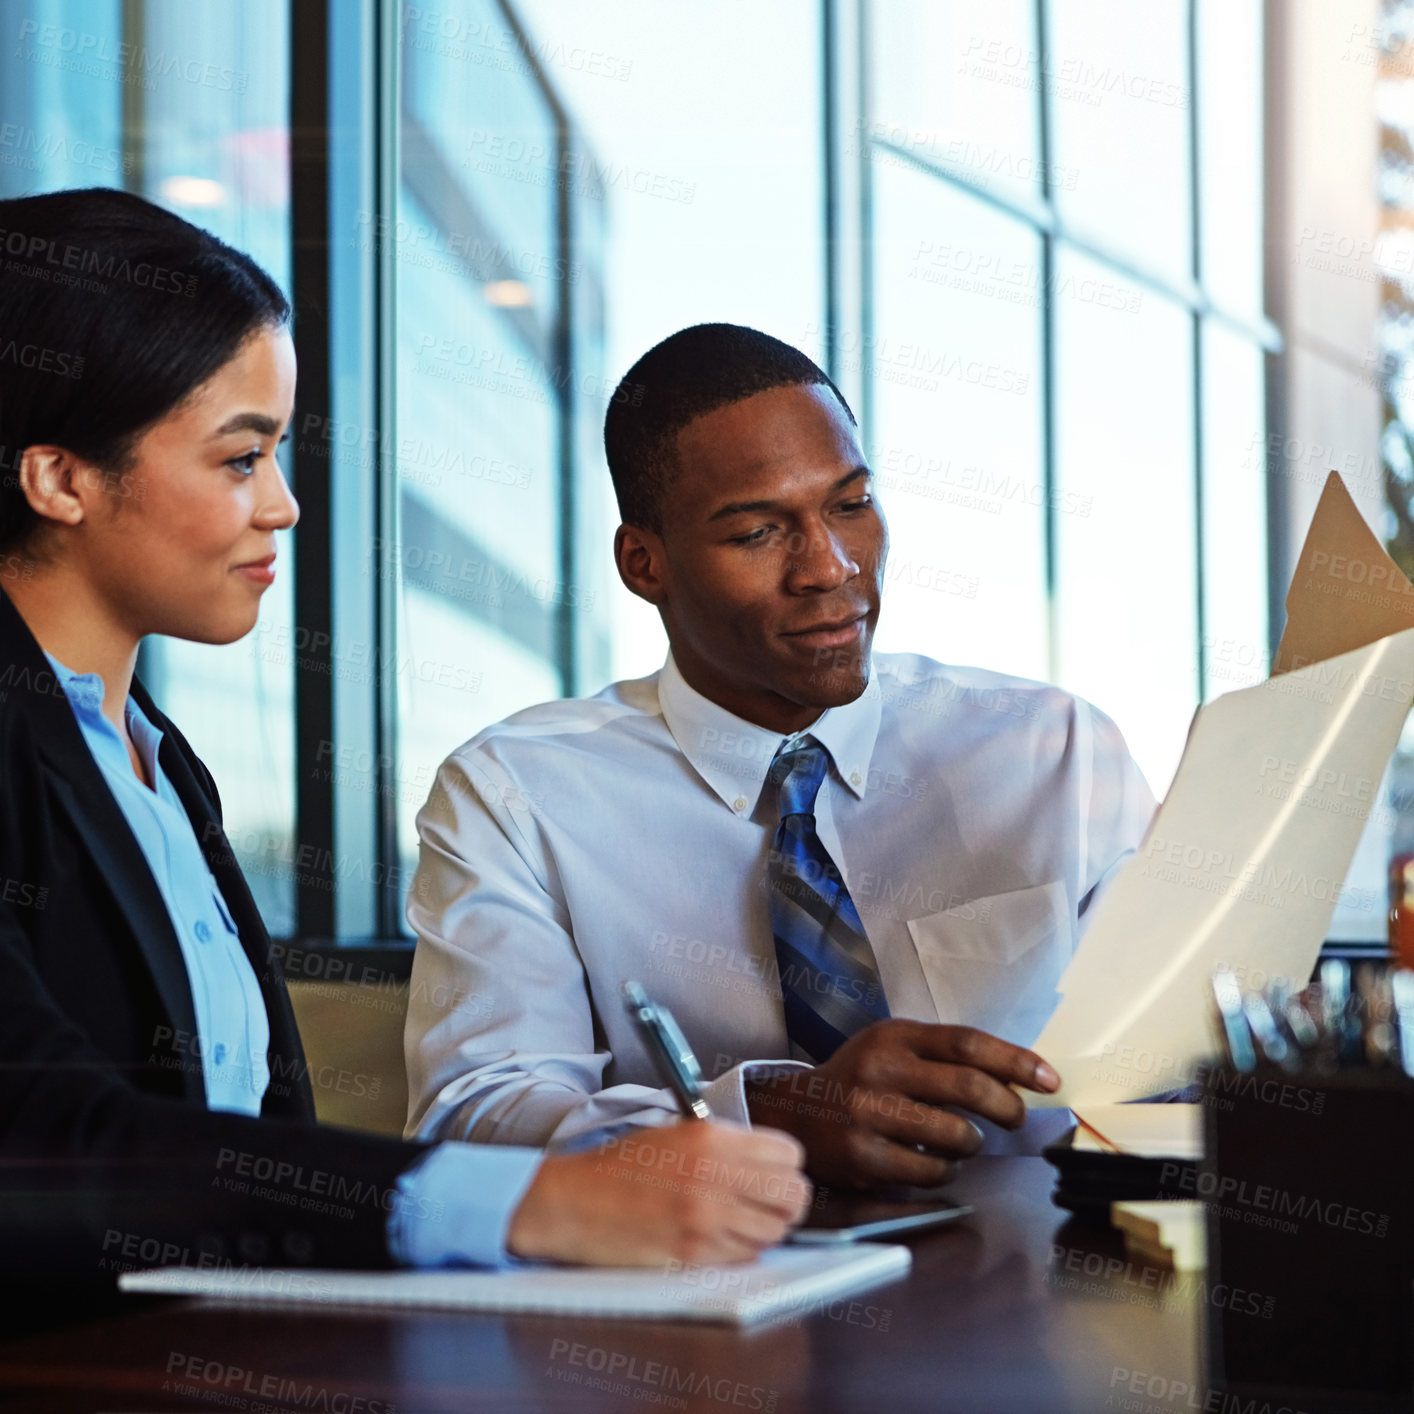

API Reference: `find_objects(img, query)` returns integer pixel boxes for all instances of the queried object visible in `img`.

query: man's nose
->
[785,527,858,591]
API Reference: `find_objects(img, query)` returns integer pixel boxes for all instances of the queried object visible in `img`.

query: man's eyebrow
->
[212,412,282,439]
[706,465,872,522]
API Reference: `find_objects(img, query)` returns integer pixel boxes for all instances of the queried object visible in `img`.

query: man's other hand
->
[744,1020,1061,1187]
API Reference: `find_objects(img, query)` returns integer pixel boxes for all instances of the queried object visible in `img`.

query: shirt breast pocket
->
[905,880,1071,1046]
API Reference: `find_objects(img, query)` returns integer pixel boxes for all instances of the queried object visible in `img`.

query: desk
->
[0,1159,1205,1414]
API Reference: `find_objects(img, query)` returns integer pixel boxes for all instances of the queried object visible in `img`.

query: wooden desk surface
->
[0,1158,1204,1414]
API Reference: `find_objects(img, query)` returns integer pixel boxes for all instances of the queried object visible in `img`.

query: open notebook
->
[119,1243,911,1326]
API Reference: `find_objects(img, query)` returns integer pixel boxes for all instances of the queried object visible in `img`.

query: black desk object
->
[1204,1063,1414,1412]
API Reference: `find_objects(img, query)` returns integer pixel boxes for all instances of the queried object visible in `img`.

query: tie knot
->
[771,737,829,820]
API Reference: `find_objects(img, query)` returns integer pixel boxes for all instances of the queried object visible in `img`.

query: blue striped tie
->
[767,736,890,1062]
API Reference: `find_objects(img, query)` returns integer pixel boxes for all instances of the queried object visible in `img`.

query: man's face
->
[624,381,888,733]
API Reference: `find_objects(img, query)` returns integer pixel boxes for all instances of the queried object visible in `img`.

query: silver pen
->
[623,980,713,1120]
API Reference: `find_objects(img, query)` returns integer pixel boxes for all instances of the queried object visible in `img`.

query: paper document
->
[1071,1104,1201,1159]
[118,1243,912,1326]
[1030,474,1414,1109]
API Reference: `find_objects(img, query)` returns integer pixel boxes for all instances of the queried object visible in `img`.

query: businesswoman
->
[0,188,806,1280]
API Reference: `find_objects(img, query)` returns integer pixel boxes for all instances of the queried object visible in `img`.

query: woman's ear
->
[17,445,90,531]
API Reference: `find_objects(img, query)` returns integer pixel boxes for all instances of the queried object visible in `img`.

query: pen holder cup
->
[1202,1063,1414,1413]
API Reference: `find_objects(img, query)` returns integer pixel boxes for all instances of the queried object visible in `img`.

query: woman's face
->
[83,323,299,644]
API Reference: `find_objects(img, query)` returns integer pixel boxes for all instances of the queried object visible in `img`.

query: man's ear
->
[17,445,91,532]
[614,522,669,606]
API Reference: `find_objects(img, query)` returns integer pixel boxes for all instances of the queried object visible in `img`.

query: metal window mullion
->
[1262,0,1287,665]
[491,0,577,696]
[290,0,336,940]
[121,0,146,194]
[868,136,1279,353]
[554,114,575,698]
[823,0,865,416]
[1188,0,1207,702]
[1036,0,1059,686]
[125,0,150,689]
[823,0,839,385]
[374,0,402,940]
[857,0,874,448]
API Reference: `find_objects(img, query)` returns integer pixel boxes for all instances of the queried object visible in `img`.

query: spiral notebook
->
[119,1242,911,1326]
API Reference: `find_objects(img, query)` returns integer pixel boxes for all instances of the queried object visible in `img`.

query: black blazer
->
[0,587,428,1276]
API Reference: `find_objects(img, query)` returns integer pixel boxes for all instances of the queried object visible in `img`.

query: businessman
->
[404,323,1156,1187]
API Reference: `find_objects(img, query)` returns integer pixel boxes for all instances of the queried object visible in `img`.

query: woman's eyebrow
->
[212,411,282,439]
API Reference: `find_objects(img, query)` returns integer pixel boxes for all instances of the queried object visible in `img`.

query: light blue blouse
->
[44,652,271,1114]
[45,652,540,1265]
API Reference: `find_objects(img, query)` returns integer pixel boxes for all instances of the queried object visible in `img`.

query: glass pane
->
[1200,321,1267,697]
[397,189,559,586]
[0,0,299,933]
[394,589,561,875]
[1053,247,1197,796]
[567,157,616,695]
[1196,0,1264,317]
[0,0,123,199]
[393,0,566,906]
[869,161,1047,679]
[134,0,295,934]
[513,0,826,684]
[869,0,1042,210]
[402,0,559,315]
[1047,0,1192,281]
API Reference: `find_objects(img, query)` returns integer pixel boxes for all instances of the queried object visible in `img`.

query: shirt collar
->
[657,651,883,819]
[43,650,165,779]
[42,650,106,718]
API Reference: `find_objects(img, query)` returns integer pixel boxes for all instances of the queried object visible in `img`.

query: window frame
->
[286,0,593,966]
[828,0,1279,696]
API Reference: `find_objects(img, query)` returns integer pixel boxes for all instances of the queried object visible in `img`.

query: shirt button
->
[213,1043,227,1066]
[850,771,863,787]
[733,797,747,812]
[194,920,212,943]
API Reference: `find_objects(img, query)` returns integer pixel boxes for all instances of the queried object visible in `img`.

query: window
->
[2,0,1281,952]
[319,0,610,939]
[852,0,1271,796]
[868,161,1048,681]
[0,0,610,949]
[0,0,300,933]
[395,0,569,896]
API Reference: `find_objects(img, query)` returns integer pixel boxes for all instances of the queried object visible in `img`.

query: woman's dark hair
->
[0,186,290,552]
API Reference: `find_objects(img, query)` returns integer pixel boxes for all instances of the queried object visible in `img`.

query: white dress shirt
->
[404,652,1157,1154]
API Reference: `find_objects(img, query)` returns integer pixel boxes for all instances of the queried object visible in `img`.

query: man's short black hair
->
[603,322,856,532]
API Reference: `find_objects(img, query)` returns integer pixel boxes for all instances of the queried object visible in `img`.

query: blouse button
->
[194,920,213,943]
